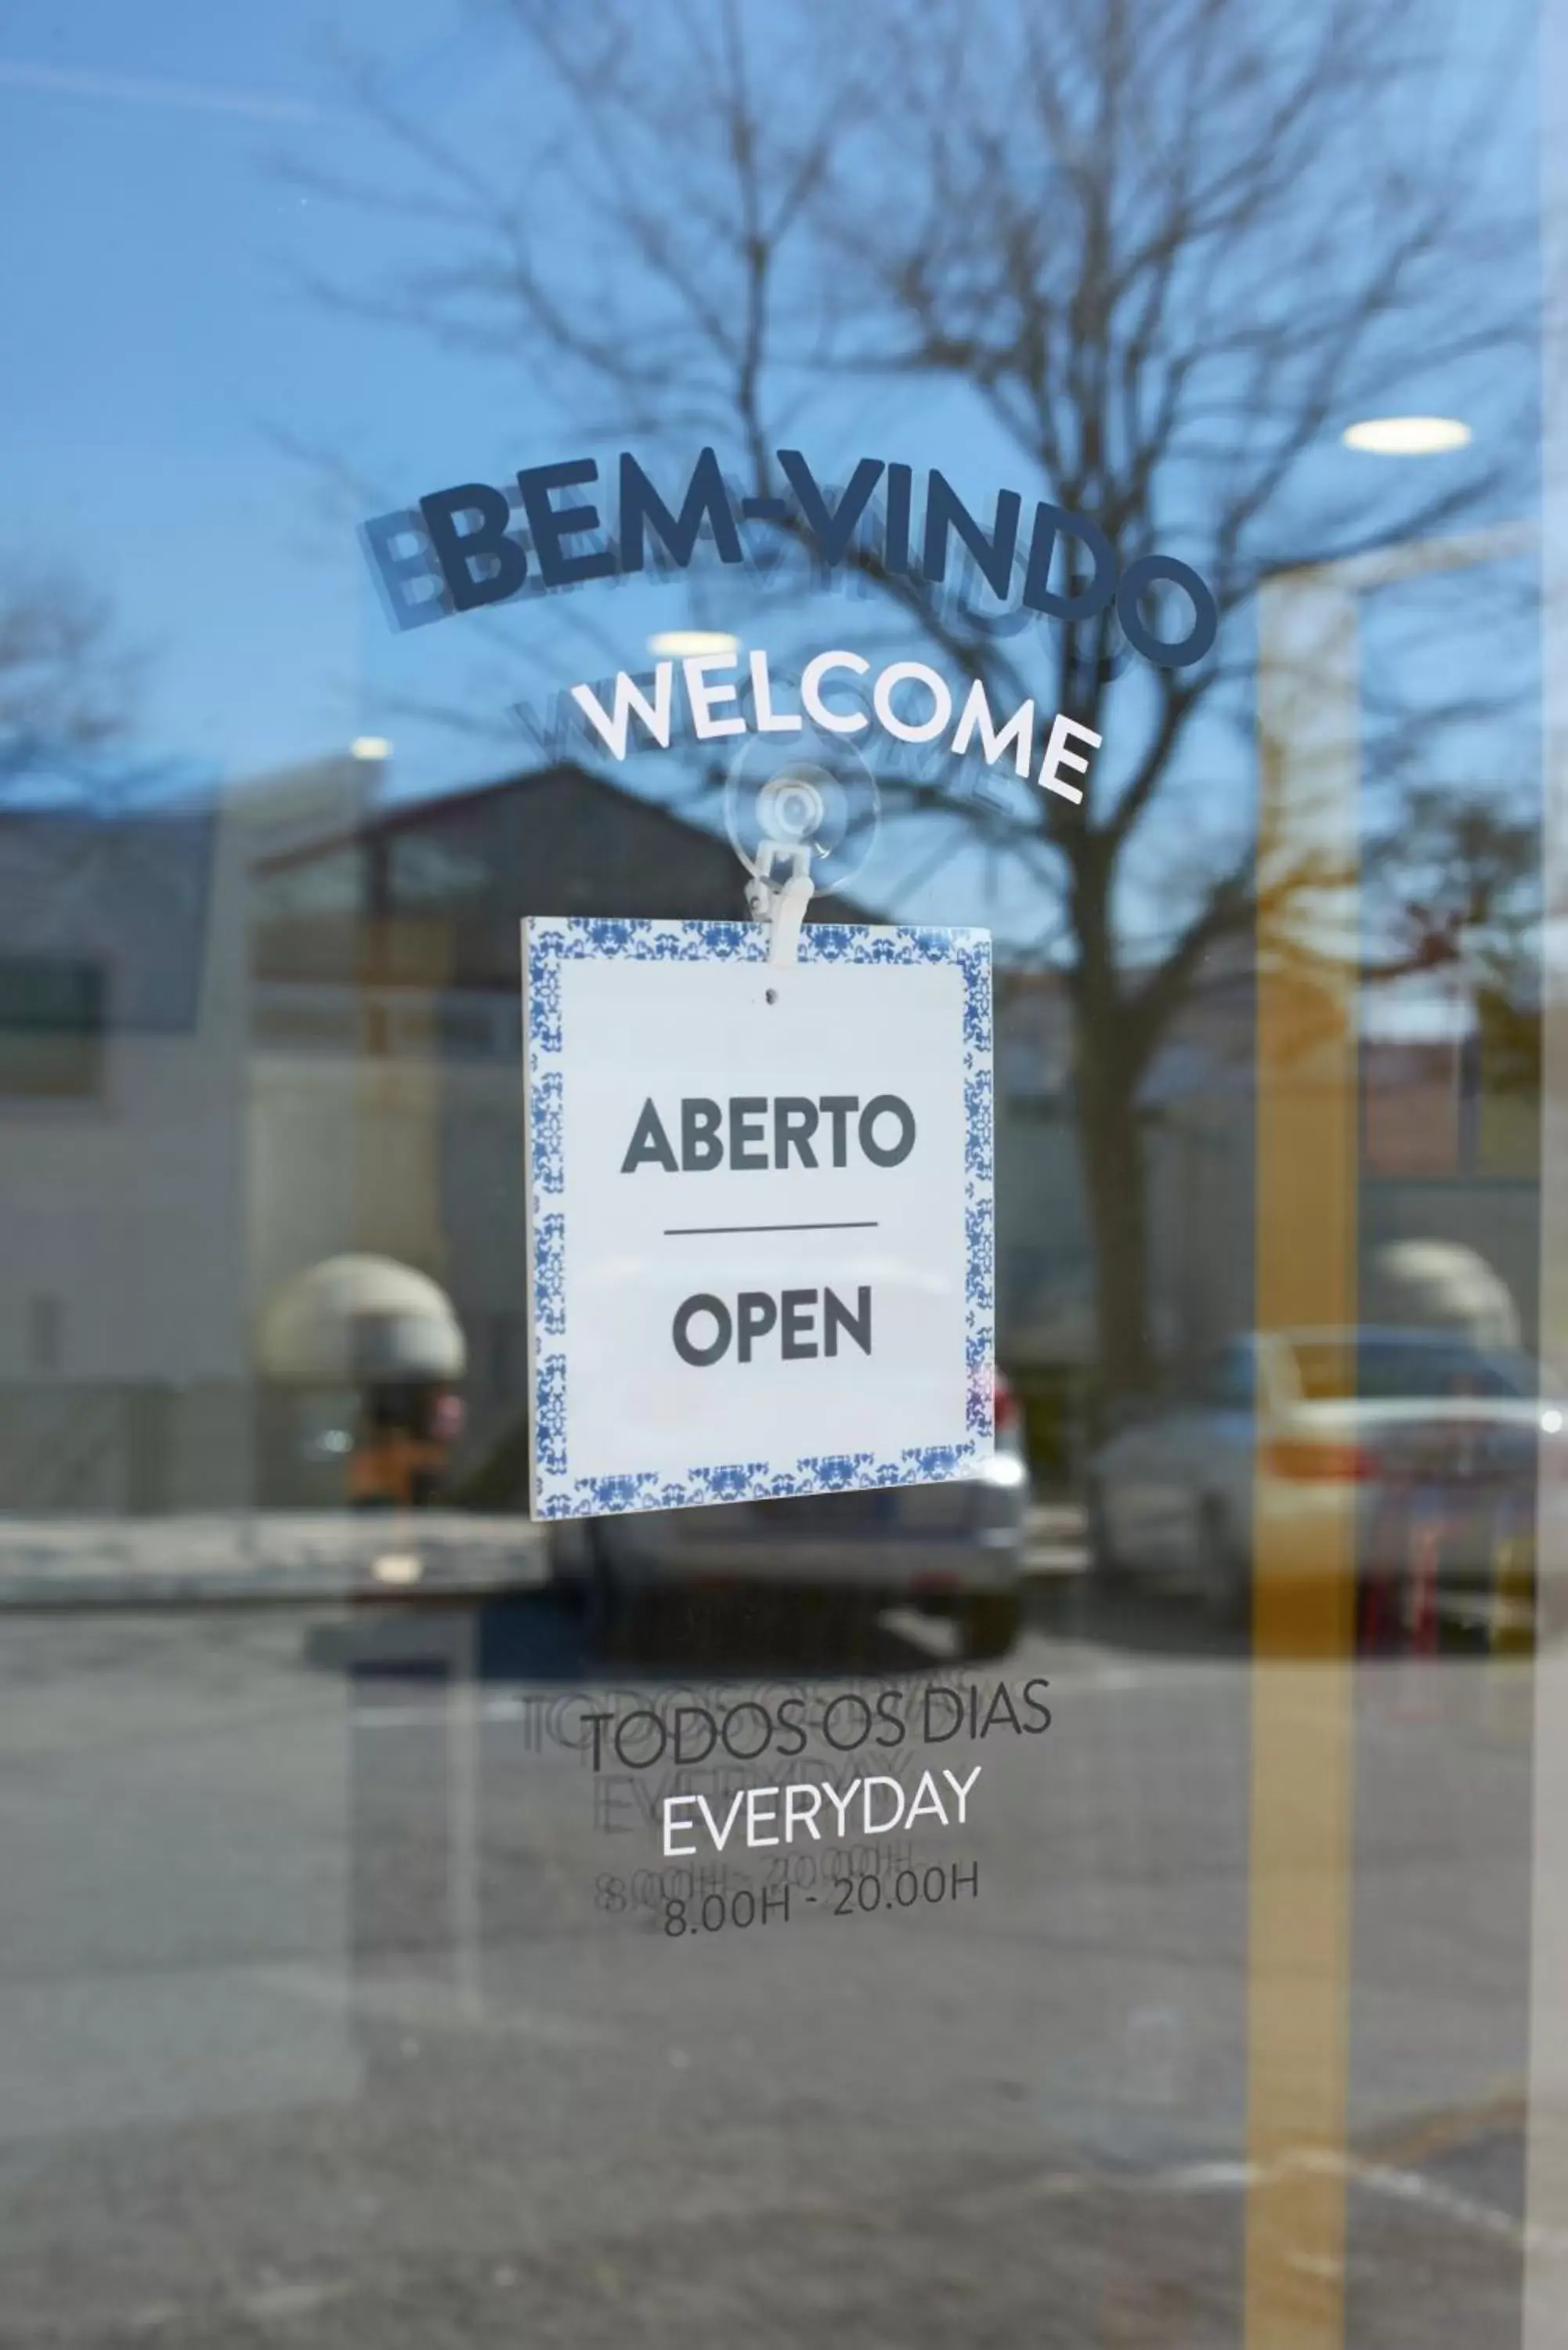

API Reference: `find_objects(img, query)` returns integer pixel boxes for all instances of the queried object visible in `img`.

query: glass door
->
[0,5,1558,2346]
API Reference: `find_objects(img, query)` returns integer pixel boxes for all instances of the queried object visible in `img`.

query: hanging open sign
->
[522,918,992,1518]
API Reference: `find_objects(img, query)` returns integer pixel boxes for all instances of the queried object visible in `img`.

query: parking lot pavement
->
[0,1583,1537,2349]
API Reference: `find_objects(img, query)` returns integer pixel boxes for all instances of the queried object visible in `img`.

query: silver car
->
[547,1373,1032,1658]
[1086,1328,1555,1619]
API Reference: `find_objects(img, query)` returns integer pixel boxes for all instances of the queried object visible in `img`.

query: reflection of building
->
[0,761,872,1509]
[994,955,1257,1372]
[249,765,874,1502]
[1357,975,1539,1354]
[996,950,1541,1376]
[0,754,1543,1509]
[0,757,370,1509]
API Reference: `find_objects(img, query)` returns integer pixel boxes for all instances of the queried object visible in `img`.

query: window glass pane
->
[0,5,1560,2348]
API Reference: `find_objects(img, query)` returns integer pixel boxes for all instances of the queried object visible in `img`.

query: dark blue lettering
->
[417,483,527,611]
[517,457,616,588]
[1115,555,1218,668]
[1021,501,1117,622]
[618,447,742,571]
[776,450,885,566]
[884,463,912,574]
[923,472,1022,600]
[359,509,450,631]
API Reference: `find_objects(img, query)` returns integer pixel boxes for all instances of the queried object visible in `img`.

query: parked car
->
[1086,1328,1557,1618]
[547,1372,1032,1658]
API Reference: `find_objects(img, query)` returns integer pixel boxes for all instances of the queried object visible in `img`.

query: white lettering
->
[952,679,1035,777]
[570,662,674,759]
[745,1785,780,1847]
[800,648,870,733]
[873,659,952,744]
[750,648,802,732]
[862,1774,905,1833]
[663,1793,699,1858]
[670,1771,980,1853]
[821,1777,863,1835]
[570,644,1101,814]
[903,1770,949,1828]
[695,1789,748,1851]
[784,1782,823,1842]
[1038,711,1101,804]
[683,653,746,741]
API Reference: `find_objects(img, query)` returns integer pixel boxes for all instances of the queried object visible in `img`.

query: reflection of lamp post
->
[1246,519,1530,2348]
[1257,516,1531,1325]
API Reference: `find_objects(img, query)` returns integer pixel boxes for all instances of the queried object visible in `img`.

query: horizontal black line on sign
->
[662,1220,882,1237]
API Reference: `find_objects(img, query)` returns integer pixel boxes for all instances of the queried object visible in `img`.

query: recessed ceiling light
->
[648,631,740,659]
[1342,415,1472,455]
[350,735,393,760]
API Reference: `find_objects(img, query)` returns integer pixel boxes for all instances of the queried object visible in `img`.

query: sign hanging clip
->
[744,839,815,966]
[739,776,825,966]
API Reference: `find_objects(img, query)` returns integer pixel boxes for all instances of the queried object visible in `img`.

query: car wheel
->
[959,1590,1023,1661]
[1199,1497,1251,1630]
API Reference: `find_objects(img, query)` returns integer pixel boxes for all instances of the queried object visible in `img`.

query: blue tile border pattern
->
[522,916,993,1518]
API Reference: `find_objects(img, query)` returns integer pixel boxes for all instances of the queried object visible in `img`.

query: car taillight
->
[994,1371,1019,1434]
[1266,1438,1380,1481]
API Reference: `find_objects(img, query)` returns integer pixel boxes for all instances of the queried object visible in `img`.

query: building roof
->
[253,761,880,989]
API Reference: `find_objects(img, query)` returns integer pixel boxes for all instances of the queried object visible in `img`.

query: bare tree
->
[1364,779,1544,1111]
[327,0,1528,1394]
[0,563,137,796]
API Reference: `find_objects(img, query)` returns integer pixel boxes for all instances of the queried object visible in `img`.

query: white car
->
[1086,1327,1555,1619]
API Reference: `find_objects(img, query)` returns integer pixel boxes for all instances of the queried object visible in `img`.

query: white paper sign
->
[521,918,992,1518]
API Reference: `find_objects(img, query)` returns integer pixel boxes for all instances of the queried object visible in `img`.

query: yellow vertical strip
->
[1245,573,1360,2350]
[355,913,451,1277]
[1524,0,1568,2324]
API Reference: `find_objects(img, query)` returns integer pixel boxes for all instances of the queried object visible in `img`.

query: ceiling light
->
[1342,416,1472,456]
[350,735,392,760]
[648,631,740,660]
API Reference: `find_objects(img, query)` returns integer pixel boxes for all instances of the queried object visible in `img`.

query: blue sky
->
[0,0,1541,955]
[0,3,535,770]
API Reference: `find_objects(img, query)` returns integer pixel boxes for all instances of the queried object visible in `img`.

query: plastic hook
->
[744,839,815,965]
